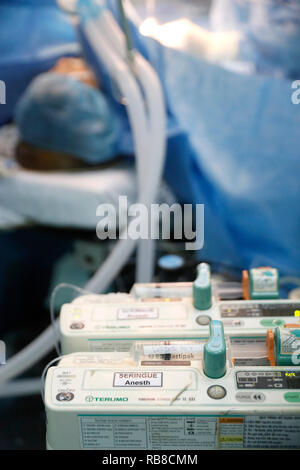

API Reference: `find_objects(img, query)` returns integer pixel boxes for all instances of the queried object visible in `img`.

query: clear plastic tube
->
[0,378,41,399]
[280,277,300,288]
[83,18,166,283]
[50,283,94,355]
[84,21,149,197]
[0,324,57,386]
[134,54,166,282]
[95,9,166,282]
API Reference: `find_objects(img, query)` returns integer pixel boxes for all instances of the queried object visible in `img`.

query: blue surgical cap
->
[15,72,118,164]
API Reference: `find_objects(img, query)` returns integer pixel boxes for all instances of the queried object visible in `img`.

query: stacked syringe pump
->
[45,264,300,450]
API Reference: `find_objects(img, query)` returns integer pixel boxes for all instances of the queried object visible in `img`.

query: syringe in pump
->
[133,340,205,361]
[132,320,228,379]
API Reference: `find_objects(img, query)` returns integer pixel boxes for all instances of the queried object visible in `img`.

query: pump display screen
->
[236,371,300,389]
[221,303,300,318]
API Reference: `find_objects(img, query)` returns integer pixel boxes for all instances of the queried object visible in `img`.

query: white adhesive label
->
[143,344,204,356]
[113,371,163,387]
[78,415,300,450]
[117,307,158,320]
[279,329,300,354]
[88,341,133,353]
[79,416,217,450]
[244,416,300,449]
[252,268,277,293]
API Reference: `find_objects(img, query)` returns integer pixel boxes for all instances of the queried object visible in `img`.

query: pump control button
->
[284,392,300,403]
[272,319,285,326]
[260,318,285,327]
[236,391,265,402]
[70,322,85,330]
[196,315,211,326]
[252,392,265,402]
[207,385,226,400]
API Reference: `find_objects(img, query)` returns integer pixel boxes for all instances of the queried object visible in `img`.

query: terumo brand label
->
[117,307,159,320]
[113,371,163,387]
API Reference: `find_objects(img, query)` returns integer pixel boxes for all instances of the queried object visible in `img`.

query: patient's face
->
[51,57,99,89]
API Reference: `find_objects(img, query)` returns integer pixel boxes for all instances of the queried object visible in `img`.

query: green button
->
[284,392,300,403]
[260,318,285,327]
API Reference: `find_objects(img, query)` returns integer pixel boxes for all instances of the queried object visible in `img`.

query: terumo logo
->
[0,340,6,365]
[291,80,300,105]
[85,395,128,402]
[0,80,6,104]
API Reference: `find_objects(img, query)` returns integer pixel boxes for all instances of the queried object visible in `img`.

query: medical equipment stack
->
[44,264,300,449]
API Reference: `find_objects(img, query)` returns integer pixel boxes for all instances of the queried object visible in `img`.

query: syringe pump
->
[59,264,300,354]
[45,321,300,450]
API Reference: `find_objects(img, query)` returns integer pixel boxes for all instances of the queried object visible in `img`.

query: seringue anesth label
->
[117,307,159,320]
[113,371,163,387]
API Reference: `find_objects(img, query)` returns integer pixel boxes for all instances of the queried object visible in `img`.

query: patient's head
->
[14,70,119,171]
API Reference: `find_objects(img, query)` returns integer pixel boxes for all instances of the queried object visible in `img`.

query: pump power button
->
[207,385,226,400]
[196,315,211,326]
